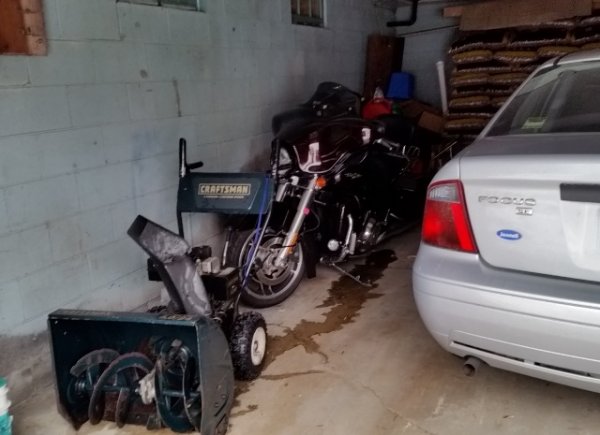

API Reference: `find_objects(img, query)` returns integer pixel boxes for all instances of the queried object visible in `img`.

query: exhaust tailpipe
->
[463,356,483,377]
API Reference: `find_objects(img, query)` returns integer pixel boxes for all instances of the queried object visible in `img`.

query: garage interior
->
[2,0,600,434]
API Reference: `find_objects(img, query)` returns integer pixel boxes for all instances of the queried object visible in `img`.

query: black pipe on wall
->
[386,0,419,27]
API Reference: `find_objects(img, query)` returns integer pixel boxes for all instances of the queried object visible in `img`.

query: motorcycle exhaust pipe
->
[463,356,483,377]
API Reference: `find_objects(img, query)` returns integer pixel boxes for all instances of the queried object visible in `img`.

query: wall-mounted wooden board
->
[0,0,47,55]
[363,34,405,100]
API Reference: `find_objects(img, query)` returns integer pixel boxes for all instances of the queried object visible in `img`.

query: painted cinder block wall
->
[0,0,393,402]
[394,2,460,106]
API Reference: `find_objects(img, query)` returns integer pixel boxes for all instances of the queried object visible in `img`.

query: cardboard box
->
[396,100,444,134]
[418,111,445,134]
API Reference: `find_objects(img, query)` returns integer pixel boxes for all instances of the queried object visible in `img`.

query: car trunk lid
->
[461,135,600,283]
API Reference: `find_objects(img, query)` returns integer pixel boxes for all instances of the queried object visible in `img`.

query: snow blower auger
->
[48,215,268,434]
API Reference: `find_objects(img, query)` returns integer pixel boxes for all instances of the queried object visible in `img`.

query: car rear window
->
[487,60,600,136]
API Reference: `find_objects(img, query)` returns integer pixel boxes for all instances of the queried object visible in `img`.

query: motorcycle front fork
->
[273,175,319,268]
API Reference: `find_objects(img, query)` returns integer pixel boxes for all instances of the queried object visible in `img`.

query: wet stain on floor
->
[230,403,258,418]
[264,249,397,368]
[261,370,323,381]
[232,249,397,415]
[232,382,252,415]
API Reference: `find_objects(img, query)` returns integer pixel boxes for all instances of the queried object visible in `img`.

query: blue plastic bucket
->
[387,72,415,100]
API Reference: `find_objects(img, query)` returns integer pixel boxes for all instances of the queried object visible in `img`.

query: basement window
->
[0,0,47,55]
[292,0,325,27]
[118,0,205,11]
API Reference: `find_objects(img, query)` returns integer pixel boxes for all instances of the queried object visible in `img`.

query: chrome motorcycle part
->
[349,232,357,255]
[327,239,340,251]
[357,217,383,253]
[322,214,356,264]
[279,147,292,166]
[230,229,305,307]
[277,148,293,177]
[344,214,355,256]
[361,127,372,144]
[275,181,289,202]
[326,262,372,287]
[274,175,318,267]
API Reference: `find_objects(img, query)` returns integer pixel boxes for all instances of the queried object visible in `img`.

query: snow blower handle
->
[179,138,203,179]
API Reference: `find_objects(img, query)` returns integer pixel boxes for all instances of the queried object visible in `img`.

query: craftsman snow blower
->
[49,215,268,434]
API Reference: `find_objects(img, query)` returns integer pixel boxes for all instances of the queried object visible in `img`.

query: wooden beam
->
[444,0,600,19]
[443,6,464,18]
[23,0,47,55]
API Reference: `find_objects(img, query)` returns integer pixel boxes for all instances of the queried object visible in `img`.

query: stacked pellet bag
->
[446,16,600,143]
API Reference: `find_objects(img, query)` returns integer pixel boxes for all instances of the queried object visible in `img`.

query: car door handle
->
[560,183,600,203]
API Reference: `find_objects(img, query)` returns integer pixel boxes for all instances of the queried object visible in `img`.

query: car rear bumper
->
[413,243,600,394]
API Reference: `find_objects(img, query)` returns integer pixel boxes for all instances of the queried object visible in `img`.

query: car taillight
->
[422,180,478,253]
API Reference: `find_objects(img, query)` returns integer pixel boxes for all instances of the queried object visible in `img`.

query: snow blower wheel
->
[230,312,267,381]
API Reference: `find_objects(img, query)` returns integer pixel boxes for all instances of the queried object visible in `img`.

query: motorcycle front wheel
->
[228,229,305,308]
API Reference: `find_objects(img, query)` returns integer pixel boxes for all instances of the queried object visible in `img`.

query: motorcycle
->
[226,83,432,308]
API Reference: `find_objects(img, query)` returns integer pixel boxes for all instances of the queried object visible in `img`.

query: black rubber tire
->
[227,229,305,308]
[229,312,267,381]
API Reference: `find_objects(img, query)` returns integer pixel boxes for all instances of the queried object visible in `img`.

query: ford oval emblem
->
[497,229,522,240]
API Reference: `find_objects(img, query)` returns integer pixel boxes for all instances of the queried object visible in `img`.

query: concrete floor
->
[12,229,600,434]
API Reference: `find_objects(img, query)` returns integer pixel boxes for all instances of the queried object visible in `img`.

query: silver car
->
[413,50,600,393]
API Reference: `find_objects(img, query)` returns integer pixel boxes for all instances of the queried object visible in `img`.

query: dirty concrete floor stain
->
[229,403,257,418]
[232,249,396,416]
[263,249,397,368]
[231,382,251,417]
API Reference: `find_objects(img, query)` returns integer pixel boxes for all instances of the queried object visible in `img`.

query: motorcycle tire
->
[227,229,305,308]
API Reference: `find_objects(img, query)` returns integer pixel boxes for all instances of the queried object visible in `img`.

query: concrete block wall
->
[0,0,392,402]
[394,2,460,106]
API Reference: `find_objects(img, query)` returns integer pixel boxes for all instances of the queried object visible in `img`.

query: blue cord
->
[242,175,271,287]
